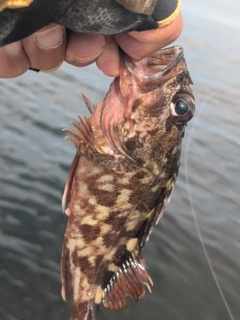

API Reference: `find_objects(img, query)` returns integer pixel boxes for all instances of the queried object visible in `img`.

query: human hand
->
[0,13,182,78]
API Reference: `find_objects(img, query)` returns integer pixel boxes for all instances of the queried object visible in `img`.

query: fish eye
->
[175,100,189,115]
[170,93,195,124]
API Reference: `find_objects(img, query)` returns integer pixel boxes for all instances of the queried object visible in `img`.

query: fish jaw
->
[121,46,189,93]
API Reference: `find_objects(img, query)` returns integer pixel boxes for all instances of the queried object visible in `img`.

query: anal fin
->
[103,254,153,311]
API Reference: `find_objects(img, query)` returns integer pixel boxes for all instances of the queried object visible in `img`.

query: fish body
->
[61,46,195,320]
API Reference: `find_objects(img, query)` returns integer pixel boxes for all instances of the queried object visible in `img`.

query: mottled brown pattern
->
[146,127,160,137]
[133,200,149,213]
[102,233,116,248]
[149,141,164,161]
[93,190,117,207]
[72,198,97,221]
[142,188,162,210]
[132,170,147,180]
[128,189,151,214]
[61,46,194,320]
[103,211,127,231]
[124,138,138,152]
[163,145,181,179]
[94,255,114,286]
[112,244,127,264]
[148,95,167,118]
[165,116,173,133]
[71,253,97,284]
[80,224,100,243]
[71,300,97,320]
[131,98,144,113]
[96,268,114,288]
[95,254,104,267]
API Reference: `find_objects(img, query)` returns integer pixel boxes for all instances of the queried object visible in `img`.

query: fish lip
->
[123,45,184,81]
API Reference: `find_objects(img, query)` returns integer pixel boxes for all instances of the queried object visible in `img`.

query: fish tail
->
[71,299,98,320]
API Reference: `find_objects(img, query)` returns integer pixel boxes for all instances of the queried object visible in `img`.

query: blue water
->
[0,1,239,319]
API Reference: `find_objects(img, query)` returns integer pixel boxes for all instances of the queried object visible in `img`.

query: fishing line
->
[184,90,235,320]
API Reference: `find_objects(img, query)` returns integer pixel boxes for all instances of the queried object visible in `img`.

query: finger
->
[22,23,66,71]
[95,36,120,77]
[115,13,183,60]
[129,13,183,44]
[0,41,30,78]
[65,32,105,67]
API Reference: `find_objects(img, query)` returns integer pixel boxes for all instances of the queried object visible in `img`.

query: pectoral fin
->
[138,187,174,249]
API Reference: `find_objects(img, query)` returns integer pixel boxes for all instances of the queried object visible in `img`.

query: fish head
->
[120,45,194,124]
[73,46,194,176]
[112,46,195,174]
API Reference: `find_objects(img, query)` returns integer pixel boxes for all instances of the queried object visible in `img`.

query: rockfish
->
[61,46,195,320]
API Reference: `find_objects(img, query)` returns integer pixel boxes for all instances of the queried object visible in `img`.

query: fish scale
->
[61,46,195,320]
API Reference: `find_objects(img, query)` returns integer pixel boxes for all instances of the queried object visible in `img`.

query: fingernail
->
[41,61,63,72]
[34,25,63,50]
[4,41,22,55]
[73,49,104,66]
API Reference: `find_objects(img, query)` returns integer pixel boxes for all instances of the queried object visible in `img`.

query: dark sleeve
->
[0,0,180,47]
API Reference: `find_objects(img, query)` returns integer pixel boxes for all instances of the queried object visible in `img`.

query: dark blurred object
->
[0,0,179,46]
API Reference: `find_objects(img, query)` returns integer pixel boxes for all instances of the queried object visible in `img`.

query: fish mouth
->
[123,46,184,81]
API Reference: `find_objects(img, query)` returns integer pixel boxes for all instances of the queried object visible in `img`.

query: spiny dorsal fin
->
[63,115,96,159]
[63,115,141,172]
[103,254,153,311]
[79,91,96,115]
